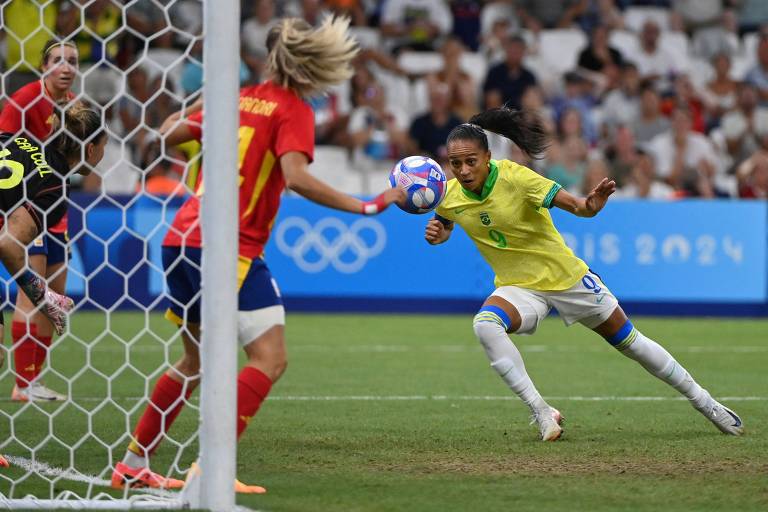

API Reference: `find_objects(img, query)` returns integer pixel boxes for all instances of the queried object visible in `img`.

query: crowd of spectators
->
[2,0,768,200]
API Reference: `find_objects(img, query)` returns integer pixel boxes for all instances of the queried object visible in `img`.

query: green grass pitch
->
[0,312,766,511]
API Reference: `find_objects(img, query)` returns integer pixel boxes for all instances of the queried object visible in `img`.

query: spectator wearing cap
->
[482,34,537,110]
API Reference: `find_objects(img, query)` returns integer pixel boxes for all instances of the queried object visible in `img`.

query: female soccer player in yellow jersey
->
[425,107,743,440]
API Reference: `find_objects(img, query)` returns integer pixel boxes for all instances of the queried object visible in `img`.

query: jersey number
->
[489,229,507,248]
[0,148,25,190]
[195,125,257,197]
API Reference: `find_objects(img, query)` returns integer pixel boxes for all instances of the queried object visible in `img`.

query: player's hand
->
[425,218,447,245]
[585,178,616,215]
[360,187,406,215]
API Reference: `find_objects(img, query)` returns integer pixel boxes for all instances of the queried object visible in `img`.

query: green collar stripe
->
[461,160,499,201]
[542,183,562,209]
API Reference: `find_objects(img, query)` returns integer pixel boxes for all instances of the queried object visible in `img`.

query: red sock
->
[32,333,52,382]
[129,373,193,457]
[12,321,39,388]
[236,367,273,439]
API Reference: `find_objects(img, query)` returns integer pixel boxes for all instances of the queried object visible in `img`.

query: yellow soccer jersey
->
[435,159,588,291]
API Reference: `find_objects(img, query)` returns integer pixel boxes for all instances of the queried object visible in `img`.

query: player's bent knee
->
[604,319,638,351]
[473,306,511,341]
[238,306,285,347]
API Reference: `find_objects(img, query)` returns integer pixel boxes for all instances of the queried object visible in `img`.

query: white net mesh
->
[0,0,207,506]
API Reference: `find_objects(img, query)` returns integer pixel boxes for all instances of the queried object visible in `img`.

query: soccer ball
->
[389,156,447,214]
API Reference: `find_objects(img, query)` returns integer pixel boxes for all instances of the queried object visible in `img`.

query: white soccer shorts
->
[490,270,619,334]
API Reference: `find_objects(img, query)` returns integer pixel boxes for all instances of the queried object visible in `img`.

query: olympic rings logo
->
[274,216,386,273]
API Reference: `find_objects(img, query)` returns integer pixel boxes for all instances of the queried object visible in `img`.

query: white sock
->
[617,328,709,409]
[122,449,148,469]
[473,315,549,413]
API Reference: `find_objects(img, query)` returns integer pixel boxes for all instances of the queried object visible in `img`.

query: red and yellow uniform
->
[0,80,74,238]
[163,80,314,258]
[163,80,314,325]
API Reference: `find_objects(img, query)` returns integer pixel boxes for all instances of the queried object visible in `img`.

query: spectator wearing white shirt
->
[616,152,674,199]
[648,106,722,197]
[380,0,453,53]
[629,20,679,81]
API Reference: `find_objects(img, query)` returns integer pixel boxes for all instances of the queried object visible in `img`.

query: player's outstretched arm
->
[551,178,616,217]
[425,218,453,245]
[281,151,404,215]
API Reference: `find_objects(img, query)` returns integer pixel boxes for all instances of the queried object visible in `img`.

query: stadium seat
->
[730,54,753,80]
[349,26,381,49]
[311,146,363,195]
[742,32,759,63]
[686,57,713,88]
[609,30,640,59]
[537,29,588,75]
[660,32,691,63]
[397,52,444,75]
[624,6,671,32]
[460,52,488,84]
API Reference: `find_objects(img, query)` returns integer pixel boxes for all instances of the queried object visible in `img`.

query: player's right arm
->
[281,151,403,215]
[425,216,453,245]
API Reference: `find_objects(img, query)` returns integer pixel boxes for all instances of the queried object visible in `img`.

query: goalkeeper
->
[425,108,743,441]
[0,105,105,367]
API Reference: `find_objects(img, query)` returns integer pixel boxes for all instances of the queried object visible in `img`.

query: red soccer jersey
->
[0,80,74,233]
[163,81,315,258]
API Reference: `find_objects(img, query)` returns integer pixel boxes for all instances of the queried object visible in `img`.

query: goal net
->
[0,1,239,509]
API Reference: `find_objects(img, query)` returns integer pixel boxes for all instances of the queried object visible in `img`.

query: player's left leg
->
[474,288,563,441]
[11,253,62,401]
[593,306,743,436]
[112,323,199,490]
[113,245,201,490]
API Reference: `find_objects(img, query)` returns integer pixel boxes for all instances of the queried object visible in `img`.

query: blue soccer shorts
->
[28,231,69,265]
[162,246,283,327]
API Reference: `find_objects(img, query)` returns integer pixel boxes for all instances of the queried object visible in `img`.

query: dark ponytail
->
[447,107,550,159]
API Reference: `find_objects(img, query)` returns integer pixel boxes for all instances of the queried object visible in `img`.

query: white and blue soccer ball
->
[389,156,447,214]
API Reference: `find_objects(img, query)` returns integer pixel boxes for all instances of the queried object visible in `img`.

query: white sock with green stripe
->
[473,306,549,413]
[609,320,708,409]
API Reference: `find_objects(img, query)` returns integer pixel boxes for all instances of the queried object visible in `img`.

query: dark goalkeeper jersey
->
[0,134,69,234]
